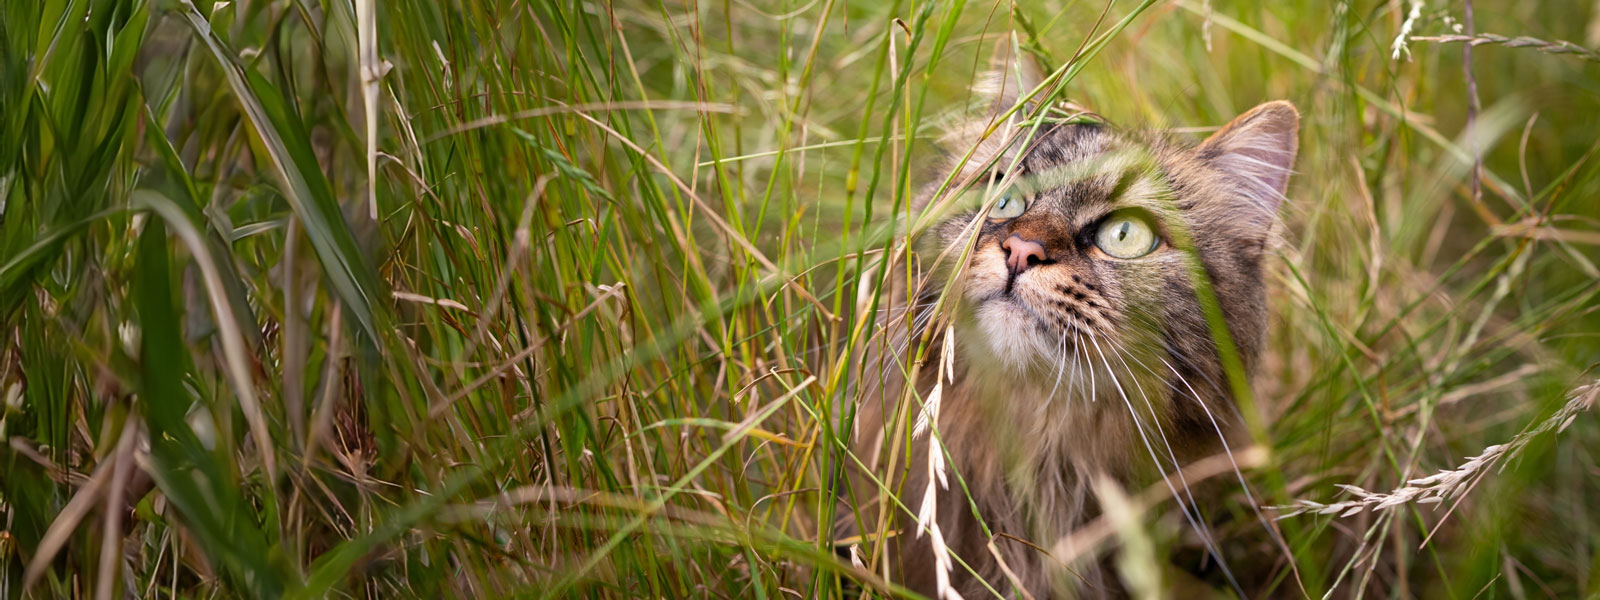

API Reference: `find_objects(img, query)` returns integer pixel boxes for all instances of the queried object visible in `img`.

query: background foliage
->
[2,0,1599,597]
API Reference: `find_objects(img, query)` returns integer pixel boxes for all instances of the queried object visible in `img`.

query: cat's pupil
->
[1114,222,1129,240]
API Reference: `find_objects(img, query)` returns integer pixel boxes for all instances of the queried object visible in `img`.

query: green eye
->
[1094,213,1160,259]
[986,191,1027,220]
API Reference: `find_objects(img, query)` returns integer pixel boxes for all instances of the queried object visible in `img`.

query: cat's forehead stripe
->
[1012,143,1169,215]
[1021,122,1109,168]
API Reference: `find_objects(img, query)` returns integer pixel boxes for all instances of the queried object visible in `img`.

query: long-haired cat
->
[840,47,1298,598]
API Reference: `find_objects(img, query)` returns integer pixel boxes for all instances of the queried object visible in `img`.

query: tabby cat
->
[842,49,1298,598]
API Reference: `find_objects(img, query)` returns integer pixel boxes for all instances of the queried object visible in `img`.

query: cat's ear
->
[980,37,1047,118]
[1197,101,1299,212]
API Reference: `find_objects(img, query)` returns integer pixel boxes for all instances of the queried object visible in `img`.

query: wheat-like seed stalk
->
[1272,378,1598,519]
[913,327,964,600]
[1391,0,1426,61]
[1412,33,1600,63]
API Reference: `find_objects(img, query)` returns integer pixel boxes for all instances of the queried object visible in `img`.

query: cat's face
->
[919,102,1298,399]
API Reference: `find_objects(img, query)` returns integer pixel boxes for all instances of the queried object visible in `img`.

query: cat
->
[839,48,1298,599]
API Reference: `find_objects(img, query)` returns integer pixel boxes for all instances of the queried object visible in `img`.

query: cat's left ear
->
[1196,101,1299,212]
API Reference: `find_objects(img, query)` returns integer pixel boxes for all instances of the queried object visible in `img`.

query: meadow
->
[2,0,1599,597]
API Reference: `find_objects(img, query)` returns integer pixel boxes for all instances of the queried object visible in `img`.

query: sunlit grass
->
[2,0,1599,597]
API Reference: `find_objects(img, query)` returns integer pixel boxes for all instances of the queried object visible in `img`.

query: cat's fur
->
[840,51,1298,598]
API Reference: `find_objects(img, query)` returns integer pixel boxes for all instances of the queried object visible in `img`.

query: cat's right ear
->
[1196,101,1300,214]
[980,36,1047,119]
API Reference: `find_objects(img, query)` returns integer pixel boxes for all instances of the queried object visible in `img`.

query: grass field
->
[3,0,1600,597]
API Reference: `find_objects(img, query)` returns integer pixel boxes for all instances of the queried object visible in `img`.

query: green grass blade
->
[176,1,387,343]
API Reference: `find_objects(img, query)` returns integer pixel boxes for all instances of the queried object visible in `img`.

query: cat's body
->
[841,52,1297,598]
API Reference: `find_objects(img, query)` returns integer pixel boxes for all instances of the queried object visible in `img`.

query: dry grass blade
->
[92,424,138,600]
[1093,476,1161,600]
[20,432,122,589]
[1052,447,1271,565]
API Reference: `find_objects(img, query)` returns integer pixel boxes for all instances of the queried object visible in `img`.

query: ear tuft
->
[1198,101,1300,212]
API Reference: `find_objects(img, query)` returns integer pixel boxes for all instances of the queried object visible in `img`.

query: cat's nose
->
[1002,235,1047,273]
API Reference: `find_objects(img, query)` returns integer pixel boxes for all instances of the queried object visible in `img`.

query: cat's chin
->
[969,297,1062,375]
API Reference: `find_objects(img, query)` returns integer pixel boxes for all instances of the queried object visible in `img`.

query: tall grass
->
[2,0,1599,597]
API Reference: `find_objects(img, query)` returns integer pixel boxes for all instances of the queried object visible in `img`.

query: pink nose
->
[1002,235,1047,273]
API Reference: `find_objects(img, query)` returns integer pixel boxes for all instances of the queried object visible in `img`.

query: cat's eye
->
[1094,212,1160,259]
[986,190,1027,220]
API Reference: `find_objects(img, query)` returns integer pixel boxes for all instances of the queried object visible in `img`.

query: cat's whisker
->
[1107,342,1189,478]
[888,302,941,364]
[1149,354,1301,577]
[1071,331,1086,405]
[1144,356,1252,483]
[1130,316,1227,400]
[1088,333,1242,595]
[1061,333,1076,401]
[872,300,938,314]
[1119,311,1231,401]
[1107,341,1244,596]
[1044,332,1071,406]
[803,300,938,364]
[1150,356,1249,485]
[1085,332,1098,404]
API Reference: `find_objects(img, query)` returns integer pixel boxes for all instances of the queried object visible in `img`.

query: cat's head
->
[915,53,1297,401]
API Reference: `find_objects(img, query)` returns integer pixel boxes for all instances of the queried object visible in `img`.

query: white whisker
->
[1088,333,1241,595]
[1151,354,1299,585]
[1109,342,1243,595]
[1045,331,1071,406]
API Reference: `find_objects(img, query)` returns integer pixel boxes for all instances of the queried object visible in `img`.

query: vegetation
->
[2,0,1598,597]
